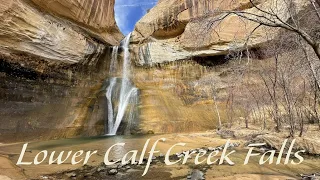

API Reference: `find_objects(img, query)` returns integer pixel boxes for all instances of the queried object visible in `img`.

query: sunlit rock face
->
[131,0,310,65]
[131,58,249,134]
[133,0,253,42]
[0,0,123,142]
[30,0,123,45]
[0,0,108,65]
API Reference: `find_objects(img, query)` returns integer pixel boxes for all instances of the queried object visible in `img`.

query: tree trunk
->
[213,96,222,128]
[297,30,320,61]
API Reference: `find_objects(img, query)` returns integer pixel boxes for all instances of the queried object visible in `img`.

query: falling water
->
[109,46,118,75]
[106,33,139,135]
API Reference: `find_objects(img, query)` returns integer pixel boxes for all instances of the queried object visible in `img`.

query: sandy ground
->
[0,155,25,180]
[215,174,295,180]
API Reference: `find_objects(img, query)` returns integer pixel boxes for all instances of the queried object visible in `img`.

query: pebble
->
[301,172,320,180]
[191,150,198,154]
[189,170,205,180]
[260,148,267,153]
[199,149,207,153]
[99,172,106,177]
[108,169,118,175]
[159,153,165,158]
[66,172,77,178]
[97,167,106,172]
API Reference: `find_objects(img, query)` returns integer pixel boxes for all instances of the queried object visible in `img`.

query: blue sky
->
[115,0,158,35]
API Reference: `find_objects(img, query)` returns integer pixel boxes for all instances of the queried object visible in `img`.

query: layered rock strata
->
[132,0,310,66]
[0,0,123,142]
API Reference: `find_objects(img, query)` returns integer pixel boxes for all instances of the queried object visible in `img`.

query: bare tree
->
[213,0,320,59]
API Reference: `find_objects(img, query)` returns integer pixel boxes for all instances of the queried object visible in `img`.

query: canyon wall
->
[30,0,123,45]
[0,0,316,140]
[0,0,122,142]
[129,0,315,133]
[131,0,310,66]
[0,0,123,66]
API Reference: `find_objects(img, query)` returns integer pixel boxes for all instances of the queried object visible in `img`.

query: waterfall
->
[109,46,118,75]
[106,77,116,134]
[106,33,138,135]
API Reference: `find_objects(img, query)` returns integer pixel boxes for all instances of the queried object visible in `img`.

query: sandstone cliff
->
[0,0,122,142]
[30,0,123,45]
[0,0,122,68]
[132,0,310,66]
[129,0,318,134]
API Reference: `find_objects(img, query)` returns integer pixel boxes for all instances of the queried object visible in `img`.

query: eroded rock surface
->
[132,0,310,66]
[0,0,107,66]
[30,0,123,44]
[0,0,122,142]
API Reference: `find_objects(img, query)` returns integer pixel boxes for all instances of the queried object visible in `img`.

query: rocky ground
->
[40,140,320,180]
[0,127,319,180]
[42,142,241,180]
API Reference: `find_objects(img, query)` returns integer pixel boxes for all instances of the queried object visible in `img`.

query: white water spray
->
[109,46,119,75]
[106,33,138,135]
